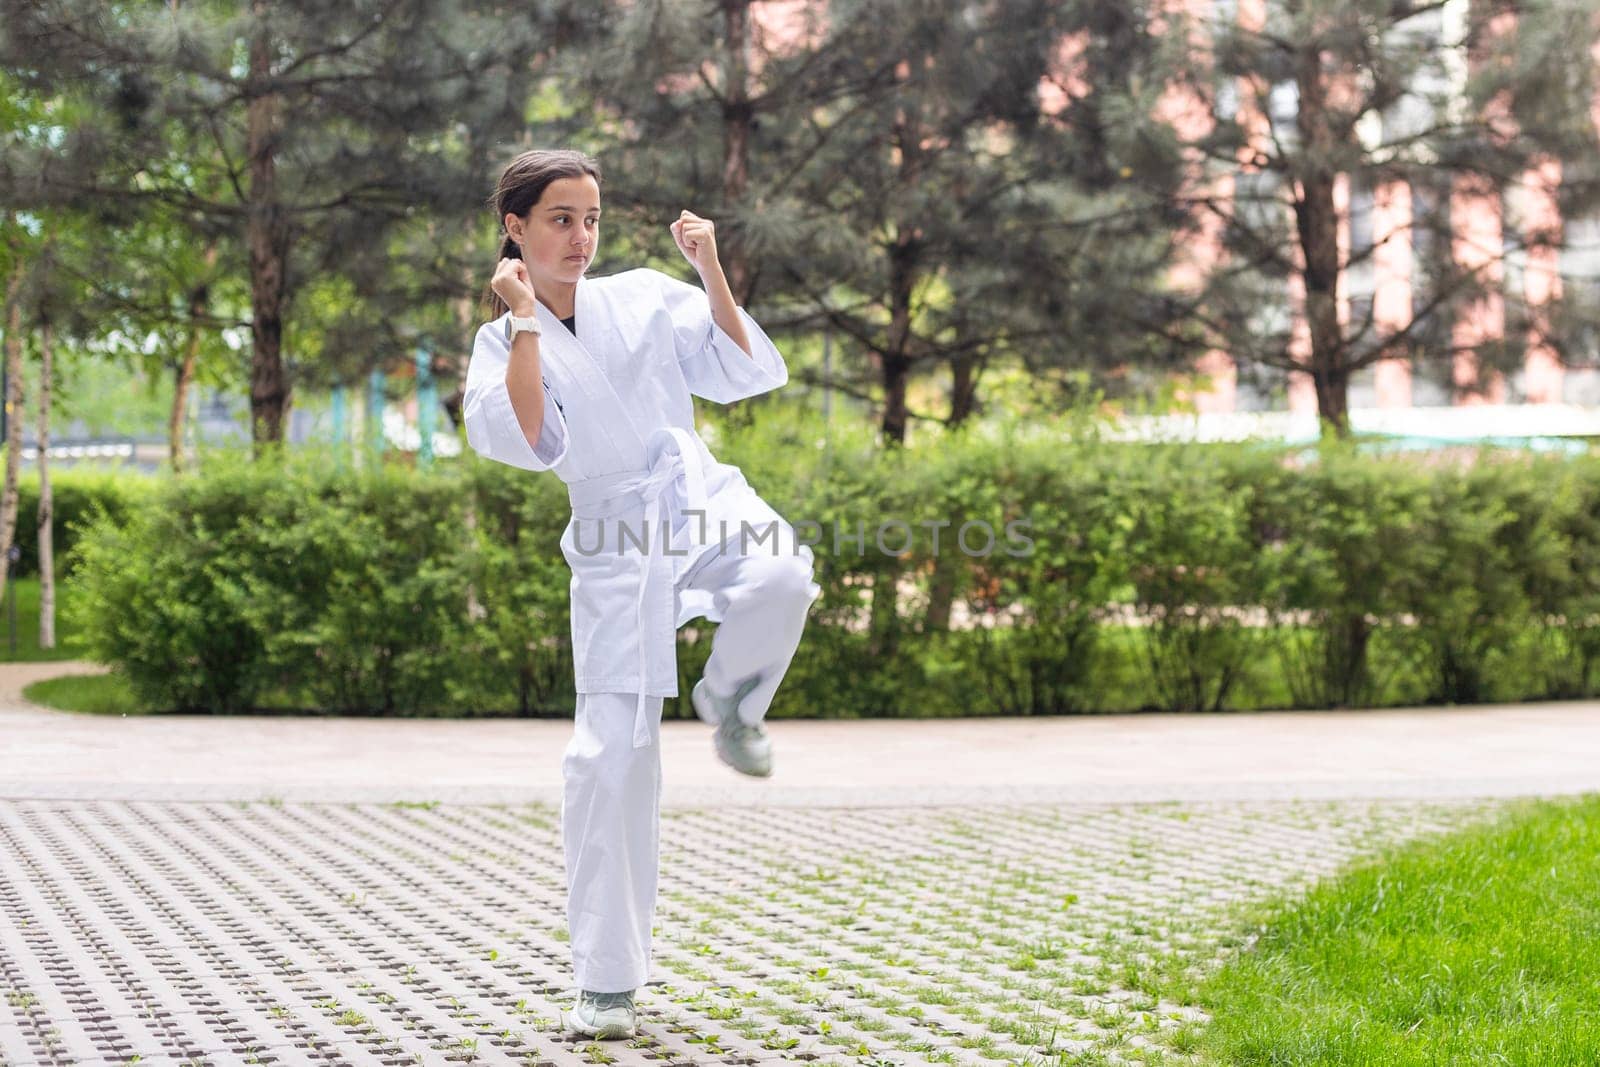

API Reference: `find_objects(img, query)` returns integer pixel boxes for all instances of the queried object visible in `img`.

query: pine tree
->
[577,0,1188,443]
[1167,0,1600,435]
[1,0,588,445]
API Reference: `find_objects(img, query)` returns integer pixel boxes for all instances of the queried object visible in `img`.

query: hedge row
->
[61,422,1600,717]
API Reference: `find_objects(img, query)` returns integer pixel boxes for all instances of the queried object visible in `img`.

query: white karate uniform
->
[461,267,822,993]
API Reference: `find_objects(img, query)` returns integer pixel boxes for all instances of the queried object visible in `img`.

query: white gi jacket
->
[461,267,792,748]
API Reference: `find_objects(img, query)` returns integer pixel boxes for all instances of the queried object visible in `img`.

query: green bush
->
[1245,445,1429,708]
[66,470,272,712]
[59,419,1600,717]
[451,457,575,716]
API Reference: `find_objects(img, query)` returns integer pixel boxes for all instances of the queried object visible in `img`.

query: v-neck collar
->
[534,275,597,356]
[524,275,649,464]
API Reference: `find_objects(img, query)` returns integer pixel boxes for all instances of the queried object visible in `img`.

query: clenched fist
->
[491,257,538,316]
[670,210,720,276]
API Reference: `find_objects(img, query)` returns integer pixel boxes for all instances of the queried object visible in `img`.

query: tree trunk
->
[453,225,484,624]
[247,3,291,448]
[36,318,53,649]
[924,555,958,633]
[879,44,928,447]
[720,0,754,304]
[873,159,915,633]
[867,567,901,660]
[172,327,200,473]
[872,243,913,638]
[949,351,979,427]
[171,243,217,473]
[880,235,916,444]
[879,350,912,445]
[1294,39,1351,439]
[925,353,982,631]
[0,258,26,599]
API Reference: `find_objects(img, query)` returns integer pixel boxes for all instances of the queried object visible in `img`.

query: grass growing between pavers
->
[1160,792,1600,1067]
[639,802,1499,1067]
[0,799,1521,1067]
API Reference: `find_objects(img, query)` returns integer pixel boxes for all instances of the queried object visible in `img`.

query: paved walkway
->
[1,662,1595,1066]
[0,792,1509,1067]
[3,661,1599,806]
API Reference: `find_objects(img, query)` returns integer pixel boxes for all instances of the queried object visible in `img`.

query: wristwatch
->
[504,311,541,342]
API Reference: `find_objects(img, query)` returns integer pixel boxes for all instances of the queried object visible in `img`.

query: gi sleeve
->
[461,320,569,472]
[654,268,789,403]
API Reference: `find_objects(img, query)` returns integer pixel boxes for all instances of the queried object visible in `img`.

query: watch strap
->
[505,312,541,341]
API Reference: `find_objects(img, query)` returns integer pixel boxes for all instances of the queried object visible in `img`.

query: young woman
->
[461,148,821,1039]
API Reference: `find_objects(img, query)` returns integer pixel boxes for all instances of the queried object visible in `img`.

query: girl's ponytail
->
[485,233,521,319]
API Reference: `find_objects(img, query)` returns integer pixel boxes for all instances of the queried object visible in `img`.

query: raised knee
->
[753,548,818,605]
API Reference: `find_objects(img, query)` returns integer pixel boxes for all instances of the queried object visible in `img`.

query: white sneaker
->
[692,675,772,777]
[569,987,637,1039]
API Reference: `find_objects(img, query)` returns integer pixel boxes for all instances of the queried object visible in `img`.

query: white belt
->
[566,427,708,748]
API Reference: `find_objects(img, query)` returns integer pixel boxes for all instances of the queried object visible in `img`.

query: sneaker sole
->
[716,749,773,777]
[714,729,773,778]
[568,1014,636,1040]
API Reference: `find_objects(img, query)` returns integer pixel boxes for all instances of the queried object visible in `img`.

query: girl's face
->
[507,174,601,290]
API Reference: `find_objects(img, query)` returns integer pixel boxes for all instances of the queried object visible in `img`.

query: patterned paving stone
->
[0,796,1510,1066]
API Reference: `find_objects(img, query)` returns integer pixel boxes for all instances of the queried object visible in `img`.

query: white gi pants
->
[559,508,819,994]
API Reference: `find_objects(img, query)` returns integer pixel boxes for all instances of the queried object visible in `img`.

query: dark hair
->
[484,148,604,318]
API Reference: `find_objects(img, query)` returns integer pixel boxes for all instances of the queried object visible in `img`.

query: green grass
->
[1,574,125,713]
[22,671,143,715]
[20,671,355,717]
[1181,793,1600,1066]
[0,576,89,661]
